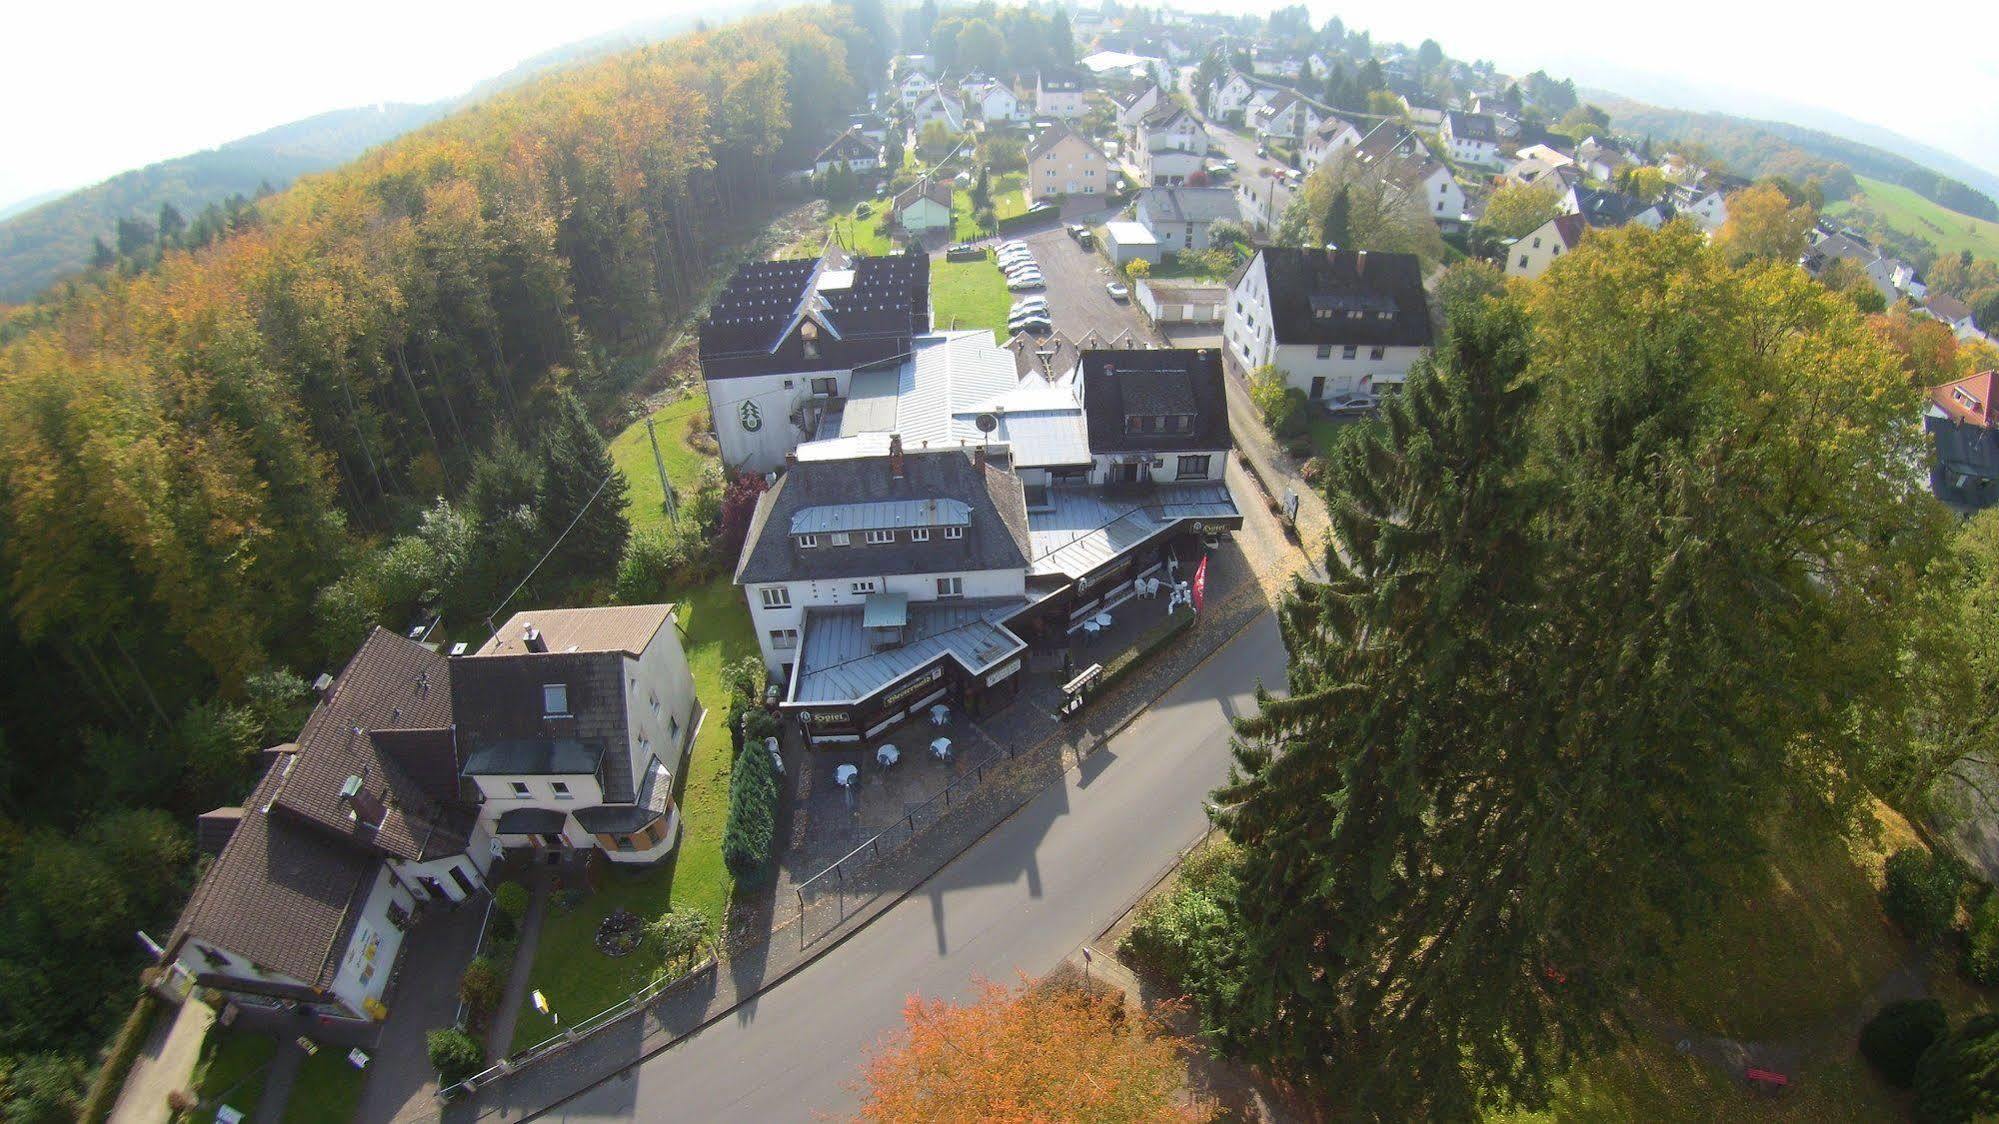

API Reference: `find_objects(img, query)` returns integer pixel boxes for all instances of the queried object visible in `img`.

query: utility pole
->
[644,413,679,526]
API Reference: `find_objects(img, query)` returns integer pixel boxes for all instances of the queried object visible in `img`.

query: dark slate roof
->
[1255,248,1435,348]
[816,130,879,165]
[1136,186,1239,225]
[451,650,634,801]
[495,807,568,834]
[1081,349,1231,455]
[1355,121,1424,160]
[268,628,465,863]
[1039,68,1087,92]
[735,447,1031,585]
[1113,82,1159,111]
[1445,111,1497,142]
[1140,102,1195,129]
[1571,187,1643,228]
[1546,212,1589,248]
[170,764,377,991]
[698,254,930,381]
[370,728,461,805]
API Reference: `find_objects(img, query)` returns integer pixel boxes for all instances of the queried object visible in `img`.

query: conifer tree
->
[535,388,631,583]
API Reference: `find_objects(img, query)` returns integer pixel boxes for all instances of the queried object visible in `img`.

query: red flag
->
[1192,555,1208,613]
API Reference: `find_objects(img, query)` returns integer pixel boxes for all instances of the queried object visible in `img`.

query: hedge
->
[1862,998,1949,1088]
[428,1027,485,1088]
[722,726,780,880]
[1916,1012,1999,1123]
[77,993,161,1123]
[1884,847,1964,942]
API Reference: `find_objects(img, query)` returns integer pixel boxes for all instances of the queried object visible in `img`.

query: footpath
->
[431,464,1311,1122]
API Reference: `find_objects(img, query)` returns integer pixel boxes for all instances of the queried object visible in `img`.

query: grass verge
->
[281,1046,364,1124]
[190,1026,276,1121]
[608,392,713,537]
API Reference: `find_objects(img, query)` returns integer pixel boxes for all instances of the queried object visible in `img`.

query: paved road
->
[544,611,1287,1122]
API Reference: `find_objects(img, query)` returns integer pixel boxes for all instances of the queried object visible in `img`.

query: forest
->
[0,4,882,1115]
[1605,99,1997,222]
[0,103,450,303]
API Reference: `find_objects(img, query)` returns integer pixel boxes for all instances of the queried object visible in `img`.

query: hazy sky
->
[3,0,1994,210]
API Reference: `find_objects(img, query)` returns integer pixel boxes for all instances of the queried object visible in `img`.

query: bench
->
[1745,1067,1790,1089]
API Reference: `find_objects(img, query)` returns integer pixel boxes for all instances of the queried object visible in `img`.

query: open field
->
[1830,175,1999,262]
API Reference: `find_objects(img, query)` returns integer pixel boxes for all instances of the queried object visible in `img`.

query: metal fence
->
[436,943,719,1102]
[791,738,1025,943]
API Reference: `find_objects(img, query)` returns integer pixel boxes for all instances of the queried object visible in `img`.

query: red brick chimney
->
[973,443,987,470]
[889,433,905,479]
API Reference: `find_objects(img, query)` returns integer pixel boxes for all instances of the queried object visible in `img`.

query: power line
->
[484,469,620,639]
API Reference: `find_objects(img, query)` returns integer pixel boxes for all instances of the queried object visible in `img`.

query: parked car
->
[1105,281,1130,301]
[1001,259,1039,275]
[945,243,984,262]
[1006,274,1045,291]
[998,250,1035,266]
[1003,265,1040,281]
[1221,157,1238,170]
[1065,223,1095,248]
[1323,395,1378,417]
[1024,202,1060,220]
[1011,298,1049,315]
[875,183,888,197]
[998,239,1029,251]
[1009,314,1054,335]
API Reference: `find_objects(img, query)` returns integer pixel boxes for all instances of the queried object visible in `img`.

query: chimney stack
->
[339,773,385,829]
[974,444,988,470]
[313,672,335,700]
[522,624,547,653]
[785,450,798,468]
[889,434,905,479]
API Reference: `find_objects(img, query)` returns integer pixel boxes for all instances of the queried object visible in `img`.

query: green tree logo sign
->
[738,400,763,432]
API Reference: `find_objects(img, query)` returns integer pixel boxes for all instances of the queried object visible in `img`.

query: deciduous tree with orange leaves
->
[852,975,1196,1124]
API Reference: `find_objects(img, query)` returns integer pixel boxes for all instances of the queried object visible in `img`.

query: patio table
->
[930,703,951,726]
[931,737,953,760]
[1094,611,1113,629]
[877,744,901,767]
[1082,620,1101,640]
[835,764,859,787]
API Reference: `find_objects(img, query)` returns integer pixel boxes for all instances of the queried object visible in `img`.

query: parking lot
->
[997,225,1156,346]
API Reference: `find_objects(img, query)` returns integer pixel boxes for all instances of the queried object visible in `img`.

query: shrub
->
[615,526,708,603]
[495,881,529,922]
[1862,998,1948,1088]
[1248,365,1292,431]
[1968,892,1999,985]
[648,908,714,979]
[727,693,751,756]
[458,956,504,1017]
[1118,841,1241,989]
[1915,1012,1999,1122]
[722,727,780,880]
[721,655,768,703]
[742,708,783,753]
[1300,457,1325,485]
[486,935,519,967]
[1123,258,1152,281]
[487,905,517,943]
[1884,847,1964,942]
[427,1027,486,1087]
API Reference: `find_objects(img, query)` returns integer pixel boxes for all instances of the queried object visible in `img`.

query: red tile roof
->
[1934,370,1999,428]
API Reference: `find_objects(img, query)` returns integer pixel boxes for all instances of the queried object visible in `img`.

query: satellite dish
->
[974,413,998,434]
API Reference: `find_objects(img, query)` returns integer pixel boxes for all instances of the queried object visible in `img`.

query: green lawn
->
[930,257,1013,341]
[510,405,755,1051]
[1829,175,1999,261]
[830,209,895,257]
[609,392,712,536]
[282,1047,364,1124]
[190,1026,276,1120]
[993,172,1029,220]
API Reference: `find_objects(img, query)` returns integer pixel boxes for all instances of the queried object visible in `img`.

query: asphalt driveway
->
[1004,224,1155,346]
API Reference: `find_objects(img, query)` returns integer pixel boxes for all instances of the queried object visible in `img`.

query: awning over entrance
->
[494,808,566,835]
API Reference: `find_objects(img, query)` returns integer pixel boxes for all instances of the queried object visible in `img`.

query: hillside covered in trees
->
[0,5,881,1115]
[1603,97,1998,222]
[0,103,453,302]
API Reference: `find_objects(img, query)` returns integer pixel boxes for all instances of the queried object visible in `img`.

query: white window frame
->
[866,529,895,544]
[542,683,569,716]
[771,628,799,651]
[937,576,964,598]
[550,781,572,800]
[944,526,965,540]
[510,781,531,798]
[811,376,839,397]
[830,532,850,546]
[1176,454,1213,481]
[798,534,818,548]
[760,586,792,609]
[911,528,931,542]
[850,579,877,594]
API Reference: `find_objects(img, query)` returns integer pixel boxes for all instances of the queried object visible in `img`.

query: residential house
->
[847,112,892,143]
[1036,68,1090,119]
[1079,51,1168,85]
[1574,135,1633,182]
[891,177,955,234]
[1104,221,1164,266]
[1249,47,1303,79]
[1442,112,1501,168]
[1300,115,1363,174]
[735,341,1239,742]
[1134,186,1240,252]
[1134,103,1210,185]
[1928,293,1981,337]
[910,90,966,134]
[963,78,1026,123]
[452,605,699,863]
[1562,184,1668,230]
[1029,121,1114,198]
[1472,88,1523,118]
[164,629,495,1022]
[898,70,938,109]
[1399,92,1445,128]
[1353,120,1429,162]
[1328,131,1466,229]
[1250,90,1329,143]
[1208,70,1258,122]
[1506,213,1588,279]
[1669,175,1744,233]
[698,253,932,472]
[814,129,883,176]
[1504,152,1578,191]
[1113,82,1163,131]
[1927,368,1999,510]
[1224,247,1435,401]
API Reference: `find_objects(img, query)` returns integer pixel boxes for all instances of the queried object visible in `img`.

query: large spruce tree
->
[1214,224,1933,1118]
[536,387,631,584]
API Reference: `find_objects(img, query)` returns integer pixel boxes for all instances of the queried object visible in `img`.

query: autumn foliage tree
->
[854,976,1195,1123]
[1718,180,1816,265]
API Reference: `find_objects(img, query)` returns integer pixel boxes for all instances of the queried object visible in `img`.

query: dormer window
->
[800,320,819,359]
[543,683,569,716]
